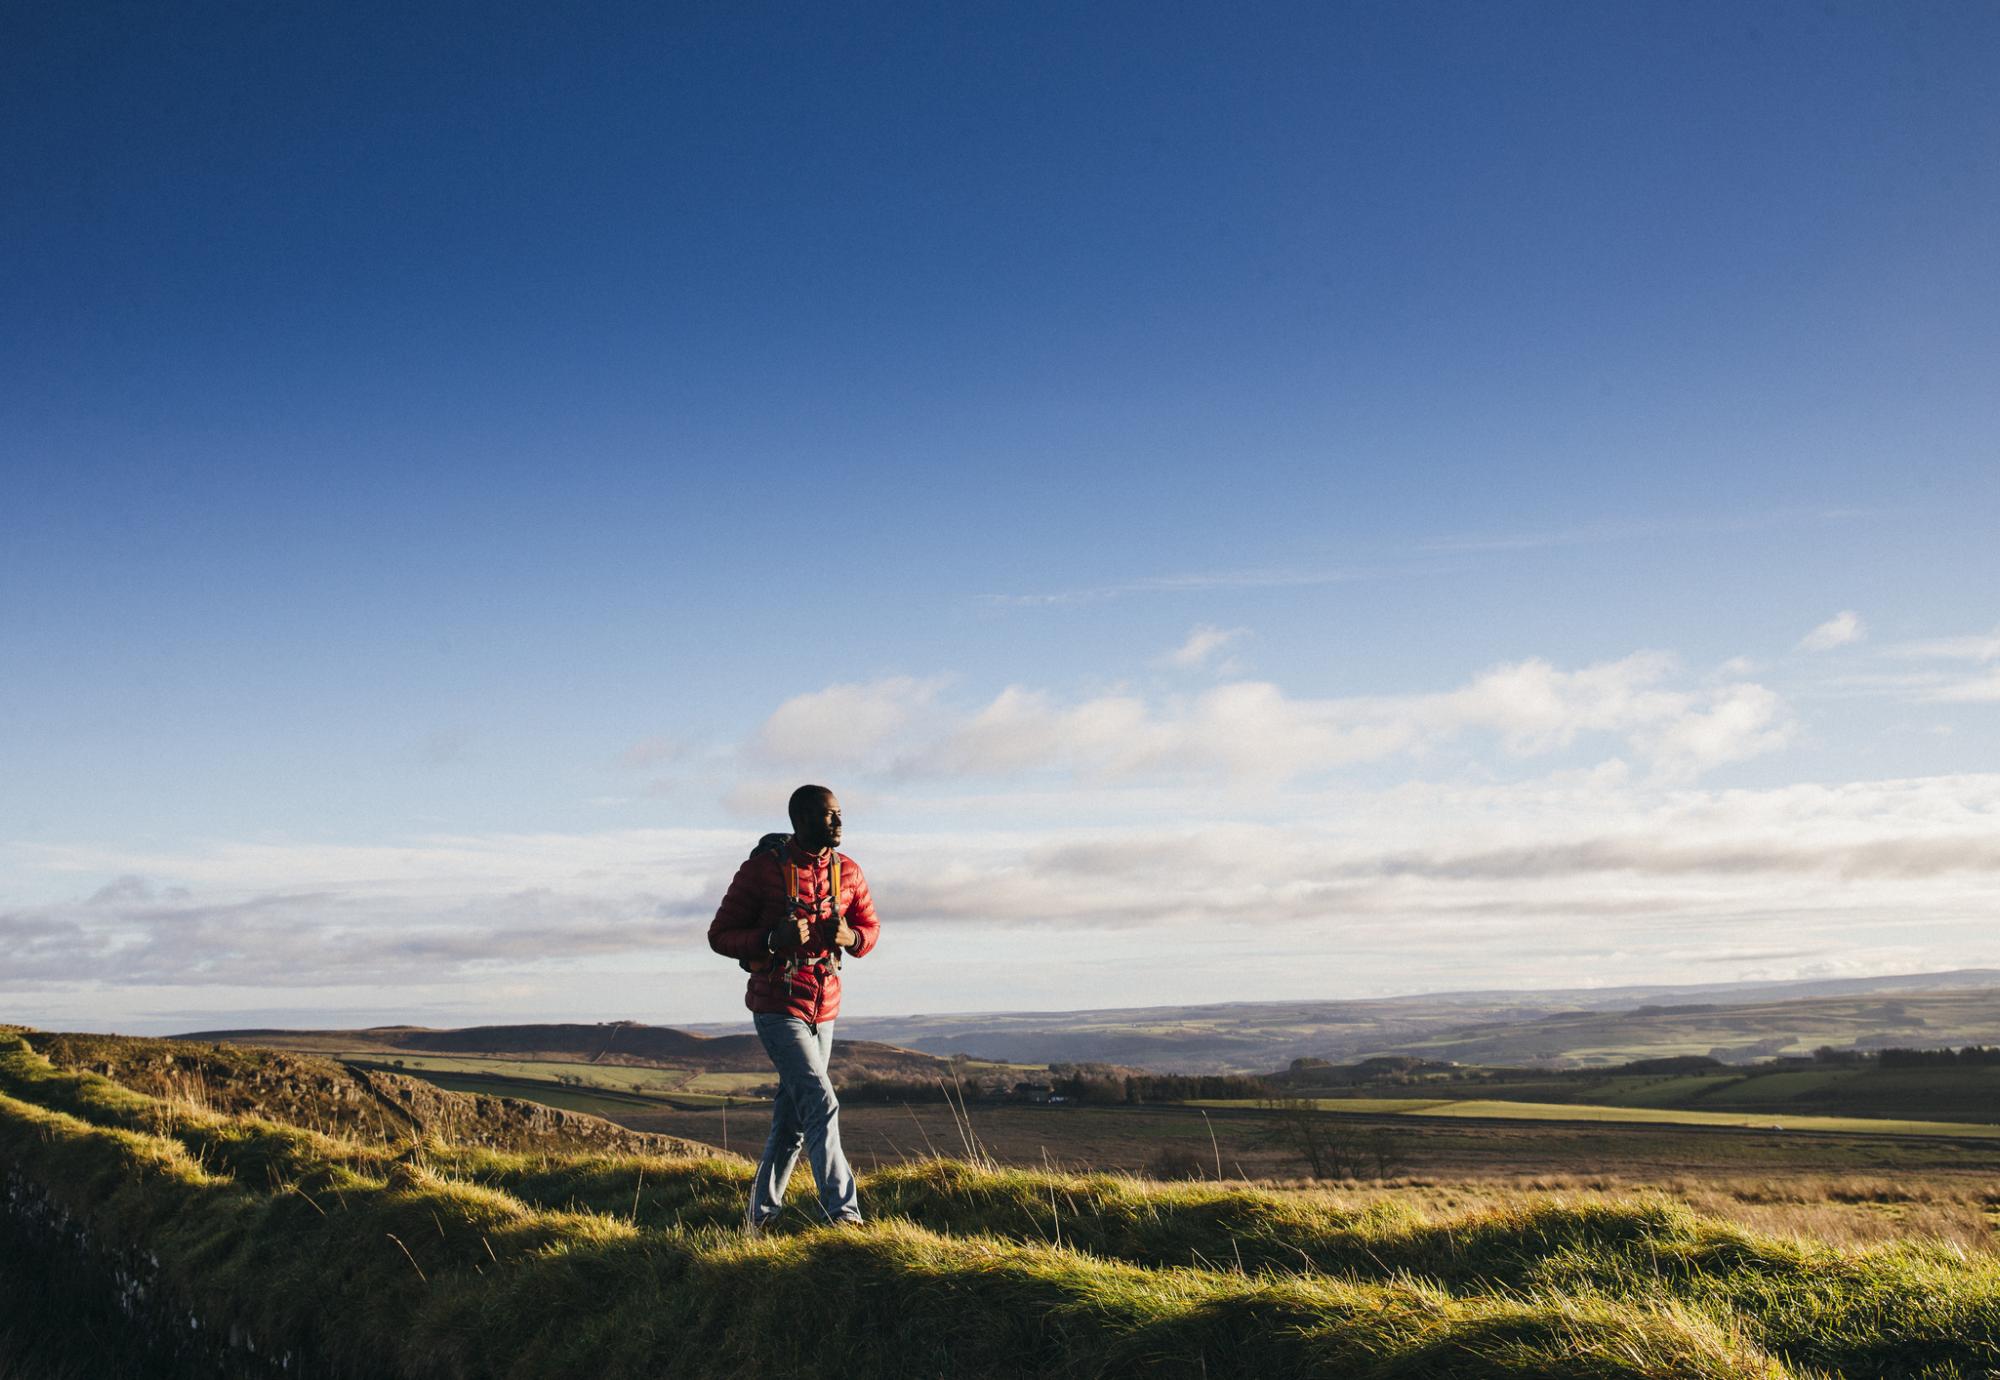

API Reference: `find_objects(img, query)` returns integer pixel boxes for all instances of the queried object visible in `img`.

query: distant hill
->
[175,970,2000,1078]
[1363,989,2000,1068]
[179,1019,954,1081]
[820,970,2000,1072]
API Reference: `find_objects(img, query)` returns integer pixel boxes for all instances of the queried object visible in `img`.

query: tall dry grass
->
[1237,1171,2000,1255]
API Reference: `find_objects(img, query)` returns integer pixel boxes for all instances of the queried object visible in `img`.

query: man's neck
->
[791,838,831,860]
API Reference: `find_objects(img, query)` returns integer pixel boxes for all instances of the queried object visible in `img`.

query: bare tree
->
[1365,1126,1407,1179]
[1257,1100,1411,1180]
[1257,1098,1365,1179]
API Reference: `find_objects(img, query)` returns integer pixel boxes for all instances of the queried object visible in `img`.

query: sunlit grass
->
[8,1028,2000,1378]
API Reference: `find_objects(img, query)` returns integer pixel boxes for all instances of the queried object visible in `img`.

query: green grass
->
[10,1028,2000,1378]
[1197,1097,2000,1138]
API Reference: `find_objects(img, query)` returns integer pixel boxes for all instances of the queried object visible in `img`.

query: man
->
[707,783,880,1230]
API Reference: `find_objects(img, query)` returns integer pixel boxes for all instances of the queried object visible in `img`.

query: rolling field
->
[1197,1095,2000,1138]
[1282,1059,2000,1129]
[339,1044,2000,1195]
[8,1025,2000,1378]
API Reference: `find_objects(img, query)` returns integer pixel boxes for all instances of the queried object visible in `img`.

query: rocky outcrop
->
[27,1032,717,1157]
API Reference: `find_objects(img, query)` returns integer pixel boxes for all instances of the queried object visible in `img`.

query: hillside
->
[8,1024,2000,1378]
[26,1029,715,1157]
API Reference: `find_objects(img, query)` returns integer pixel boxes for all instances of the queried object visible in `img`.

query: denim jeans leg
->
[751,1011,860,1224]
[748,1059,805,1226]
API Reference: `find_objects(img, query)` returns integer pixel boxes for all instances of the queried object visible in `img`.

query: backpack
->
[737,833,844,975]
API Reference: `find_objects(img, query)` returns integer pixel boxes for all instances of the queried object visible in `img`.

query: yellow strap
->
[782,845,841,950]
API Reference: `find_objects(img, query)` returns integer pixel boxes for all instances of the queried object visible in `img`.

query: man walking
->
[708,784,880,1230]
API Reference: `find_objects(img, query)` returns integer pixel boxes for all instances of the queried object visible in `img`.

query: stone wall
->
[2,1170,297,1379]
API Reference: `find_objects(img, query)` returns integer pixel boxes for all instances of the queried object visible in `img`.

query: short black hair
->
[787,784,833,826]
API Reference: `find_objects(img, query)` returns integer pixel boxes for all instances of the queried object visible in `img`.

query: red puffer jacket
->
[708,842,880,1023]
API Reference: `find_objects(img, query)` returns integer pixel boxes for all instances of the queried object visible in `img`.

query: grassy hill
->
[8,1024,2000,1377]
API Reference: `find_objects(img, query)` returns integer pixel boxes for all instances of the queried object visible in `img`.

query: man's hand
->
[770,913,812,951]
[834,920,858,950]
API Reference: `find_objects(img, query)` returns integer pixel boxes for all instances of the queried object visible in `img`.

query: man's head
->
[788,784,842,853]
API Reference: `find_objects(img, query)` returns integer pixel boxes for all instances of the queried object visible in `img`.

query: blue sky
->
[5,2,1997,1034]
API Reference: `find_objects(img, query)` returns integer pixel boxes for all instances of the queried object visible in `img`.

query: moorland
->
[7,975,2000,1377]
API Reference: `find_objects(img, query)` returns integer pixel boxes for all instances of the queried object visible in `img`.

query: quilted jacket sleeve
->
[708,855,775,962]
[842,857,880,959]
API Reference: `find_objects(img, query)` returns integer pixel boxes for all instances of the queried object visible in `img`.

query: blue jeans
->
[749,1011,860,1225]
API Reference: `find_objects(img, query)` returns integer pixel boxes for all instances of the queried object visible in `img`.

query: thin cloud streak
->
[1885,629,2000,663]
[978,564,1412,607]
[982,508,1874,605]
[1421,506,1874,556]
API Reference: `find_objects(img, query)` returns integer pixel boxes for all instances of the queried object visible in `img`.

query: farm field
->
[335,1044,2000,1188]
[1195,1095,2000,1138]
[1284,1059,2000,1123]
[623,1095,2000,1186]
[9,1024,2000,1378]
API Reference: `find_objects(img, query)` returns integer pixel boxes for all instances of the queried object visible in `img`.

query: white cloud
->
[756,676,946,766]
[11,773,1997,1017]
[1924,671,2000,704]
[1798,610,1866,652]
[1160,624,1248,671]
[1633,682,1794,783]
[884,652,1792,785]
[21,626,1992,1030]
[1858,627,2000,702]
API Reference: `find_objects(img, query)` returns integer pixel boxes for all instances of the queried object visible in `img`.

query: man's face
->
[793,792,842,852]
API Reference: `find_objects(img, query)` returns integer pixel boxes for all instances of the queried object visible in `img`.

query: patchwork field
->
[1196,1095,2000,1139]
